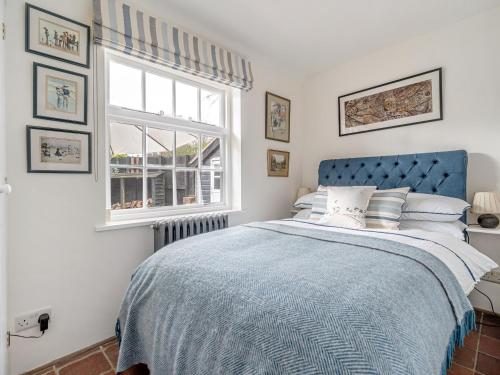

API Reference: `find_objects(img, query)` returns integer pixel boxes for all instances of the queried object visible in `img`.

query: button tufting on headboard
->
[318,150,467,201]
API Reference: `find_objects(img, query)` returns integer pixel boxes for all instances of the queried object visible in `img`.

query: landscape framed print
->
[267,149,290,177]
[33,63,88,125]
[25,3,90,68]
[265,92,291,143]
[27,126,91,173]
[338,68,442,136]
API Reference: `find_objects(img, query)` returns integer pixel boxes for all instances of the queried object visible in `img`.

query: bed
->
[116,150,497,375]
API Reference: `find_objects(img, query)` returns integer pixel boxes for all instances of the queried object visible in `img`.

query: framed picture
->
[25,3,90,68]
[338,68,442,136]
[27,126,91,173]
[33,63,88,125]
[265,92,291,143]
[267,149,289,177]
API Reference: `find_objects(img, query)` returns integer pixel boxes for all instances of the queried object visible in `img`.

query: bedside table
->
[466,225,500,284]
[466,225,500,313]
[467,225,500,236]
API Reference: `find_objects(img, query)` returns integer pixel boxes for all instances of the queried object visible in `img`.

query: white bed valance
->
[93,0,253,90]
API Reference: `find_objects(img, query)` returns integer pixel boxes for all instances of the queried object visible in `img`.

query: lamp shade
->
[471,192,500,214]
[296,187,311,200]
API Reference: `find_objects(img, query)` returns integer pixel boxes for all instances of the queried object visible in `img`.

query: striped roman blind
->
[92,0,254,90]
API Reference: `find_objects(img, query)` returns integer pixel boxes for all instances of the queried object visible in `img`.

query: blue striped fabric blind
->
[93,0,254,90]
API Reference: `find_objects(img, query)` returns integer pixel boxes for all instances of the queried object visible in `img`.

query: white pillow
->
[293,192,315,209]
[293,208,312,220]
[401,193,470,222]
[319,186,376,229]
[399,220,467,240]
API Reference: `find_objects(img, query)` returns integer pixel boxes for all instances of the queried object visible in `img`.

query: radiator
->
[153,213,229,251]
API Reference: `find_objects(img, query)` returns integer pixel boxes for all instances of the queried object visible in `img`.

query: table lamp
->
[471,192,500,228]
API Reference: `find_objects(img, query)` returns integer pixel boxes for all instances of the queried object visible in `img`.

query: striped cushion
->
[310,186,409,229]
[365,187,410,229]
[309,186,327,220]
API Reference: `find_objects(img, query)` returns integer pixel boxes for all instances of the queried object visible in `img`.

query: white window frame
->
[104,50,232,221]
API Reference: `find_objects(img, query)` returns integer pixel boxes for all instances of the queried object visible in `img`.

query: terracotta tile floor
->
[28,310,500,375]
[448,310,500,375]
[28,339,118,375]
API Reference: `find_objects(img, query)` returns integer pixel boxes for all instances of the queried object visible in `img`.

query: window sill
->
[95,209,243,232]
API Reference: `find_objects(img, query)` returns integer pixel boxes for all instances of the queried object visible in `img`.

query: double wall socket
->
[14,307,51,333]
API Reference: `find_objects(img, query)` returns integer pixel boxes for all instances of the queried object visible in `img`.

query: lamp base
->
[477,214,499,229]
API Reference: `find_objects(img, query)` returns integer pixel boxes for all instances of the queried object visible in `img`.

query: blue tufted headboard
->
[318,150,467,201]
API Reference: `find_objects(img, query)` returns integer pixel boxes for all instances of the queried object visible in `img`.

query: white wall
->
[7,0,500,373]
[301,7,500,310]
[0,0,8,373]
[5,0,304,373]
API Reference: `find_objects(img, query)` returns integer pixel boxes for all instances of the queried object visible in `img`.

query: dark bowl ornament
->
[477,214,500,229]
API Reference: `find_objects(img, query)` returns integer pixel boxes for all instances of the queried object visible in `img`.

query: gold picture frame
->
[265,92,290,143]
[267,149,289,177]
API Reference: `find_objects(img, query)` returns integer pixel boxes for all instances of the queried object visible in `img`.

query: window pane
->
[109,61,142,110]
[176,170,198,205]
[175,81,198,121]
[201,171,222,204]
[146,73,173,115]
[200,89,221,126]
[176,132,199,167]
[109,123,143,165]
[201,135,221,167]
[147,169,173,207]
[110,167,143,210]
[147,127,174,166]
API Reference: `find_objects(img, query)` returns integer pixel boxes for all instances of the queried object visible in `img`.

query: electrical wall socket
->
[14,307,51,333]
[482,270,500,284]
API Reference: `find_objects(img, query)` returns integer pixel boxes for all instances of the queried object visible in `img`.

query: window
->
[105,53,230,219]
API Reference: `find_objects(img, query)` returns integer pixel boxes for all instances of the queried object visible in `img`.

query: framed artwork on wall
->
[33,63,88,125]
[265,92,290,143]
[338,68,442,136]
[267,149,290,177]
[27,126,91,173]
[25,3,90,68]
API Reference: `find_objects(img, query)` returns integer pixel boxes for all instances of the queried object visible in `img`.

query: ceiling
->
[156,0,500,77]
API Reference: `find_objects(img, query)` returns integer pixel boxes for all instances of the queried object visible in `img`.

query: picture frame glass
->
[35,64,87,124]
[27,5,89,67]
[339,69,442,136]
[28,127,90,173]
[266,93,290,142]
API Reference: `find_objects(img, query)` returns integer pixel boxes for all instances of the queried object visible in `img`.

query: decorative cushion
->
[365,187,410,230]
[319,186,376,229]
[309,186,327,220]
[401,193,471,222]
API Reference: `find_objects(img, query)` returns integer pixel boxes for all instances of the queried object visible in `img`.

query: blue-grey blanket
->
[116,222,474,375]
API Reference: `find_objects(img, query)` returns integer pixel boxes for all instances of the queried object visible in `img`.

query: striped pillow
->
[365,187,410,229]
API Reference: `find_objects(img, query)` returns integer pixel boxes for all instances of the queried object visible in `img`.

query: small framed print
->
[27,126,91,173]
[33,63,88,125]
[265,92,291,143]
[25,3,90,68]
[267,149,289,177]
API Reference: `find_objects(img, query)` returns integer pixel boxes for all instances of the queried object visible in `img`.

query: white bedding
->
[271,219,498,295]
